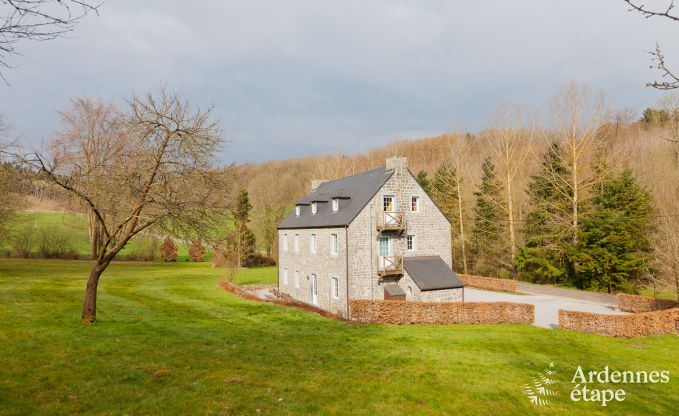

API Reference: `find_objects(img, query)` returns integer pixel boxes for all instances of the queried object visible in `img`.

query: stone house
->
[277,157,464,318]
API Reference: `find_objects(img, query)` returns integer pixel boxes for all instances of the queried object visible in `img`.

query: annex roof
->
[404,256,465,291]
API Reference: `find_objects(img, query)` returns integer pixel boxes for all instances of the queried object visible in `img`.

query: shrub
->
[37,226,77,259]
[188,240,206,261]
[11,226,35,258]
[159,238,177,262]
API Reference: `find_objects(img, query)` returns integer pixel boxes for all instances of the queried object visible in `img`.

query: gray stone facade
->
[277,227,348,316]
[399,272,464,302]
[278,157,458,318]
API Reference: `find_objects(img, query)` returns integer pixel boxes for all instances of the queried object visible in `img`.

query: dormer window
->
[311,202,318,215]
[332,198,339,212]
[295,206,301,216]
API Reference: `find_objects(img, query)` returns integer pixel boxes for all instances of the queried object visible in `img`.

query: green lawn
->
[1,259,678,415]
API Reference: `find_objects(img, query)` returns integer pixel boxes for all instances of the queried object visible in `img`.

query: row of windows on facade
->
[295,195,421,216]
[281,268,340,299]
[282,232,417,254]
[281,233,340,255]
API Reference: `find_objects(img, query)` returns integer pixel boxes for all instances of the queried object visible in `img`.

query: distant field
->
[2,211,206,261]
[0,259,677,415]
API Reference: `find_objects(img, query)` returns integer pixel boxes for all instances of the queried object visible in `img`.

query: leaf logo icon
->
[524,362,559,406]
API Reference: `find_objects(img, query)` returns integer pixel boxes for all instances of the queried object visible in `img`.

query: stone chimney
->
[311,179,329,192]
[386,156,408,174]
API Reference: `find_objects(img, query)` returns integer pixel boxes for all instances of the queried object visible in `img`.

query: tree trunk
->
[456,181,468,274]
[506,173,517,278]
[81,262,108,323]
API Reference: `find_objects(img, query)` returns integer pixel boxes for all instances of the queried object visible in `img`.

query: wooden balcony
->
[376,211,406,232]
[377,256,404,277]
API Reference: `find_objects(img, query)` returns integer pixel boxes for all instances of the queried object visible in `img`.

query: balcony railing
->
[377,256,404,277]
[376,211,406,232]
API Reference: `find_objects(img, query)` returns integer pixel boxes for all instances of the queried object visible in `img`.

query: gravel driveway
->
[464,287,628,328]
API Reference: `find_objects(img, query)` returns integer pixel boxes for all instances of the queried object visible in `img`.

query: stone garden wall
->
[458,274,517,292]
[559,308,679,338]
[349,300,533,325]
[617,293,678,313]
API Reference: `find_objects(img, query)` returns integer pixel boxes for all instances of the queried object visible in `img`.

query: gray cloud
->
[1,0,677,162]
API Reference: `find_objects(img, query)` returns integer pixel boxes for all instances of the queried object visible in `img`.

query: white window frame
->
[331,277,339,299]
[282,234,288,252]
[332,198,339,212]
[295,205,301,216]
[331,233,339,256]
[283,268,288,285]
[294,234,300,252]
[383,195,396,212]
[311,202,317,215]
[407,234,416,251]
[411,196,420,212]
[310,233,317,254]
[295,270,300,288]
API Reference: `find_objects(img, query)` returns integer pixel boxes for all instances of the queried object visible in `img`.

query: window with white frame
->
[295,270,300,288]
[407,234,415,251]
[332,198,339,212]
[294,234,300,252]
[310,233,317,253]
[295,205,301,216]
[411,196,420,212]
[311,202,317,215]
[331,233,339,255]
[383,195,395,212]
[282,234,288,251]
[331,277,339,299]
[282,268,288,285]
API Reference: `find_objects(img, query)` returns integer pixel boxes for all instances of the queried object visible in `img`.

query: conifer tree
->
[223,188,257,268]
[415,170,432,195]
[571,170,653,292]
[515,142,573,283]
[470,157,507,276]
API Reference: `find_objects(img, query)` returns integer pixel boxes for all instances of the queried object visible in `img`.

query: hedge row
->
[349,300,534,325]
[617,293,678,313]
[559,308,679,338]
[458,274,518,292]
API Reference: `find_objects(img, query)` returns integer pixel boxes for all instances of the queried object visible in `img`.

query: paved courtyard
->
[464,285,628,328]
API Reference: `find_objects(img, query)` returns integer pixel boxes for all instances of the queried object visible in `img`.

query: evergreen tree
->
[571,170,653,292]
[431,160,458,222]
[224,188,257,268]
[415,170,432,195]
[470,157,507,276]
[515,142,573,283]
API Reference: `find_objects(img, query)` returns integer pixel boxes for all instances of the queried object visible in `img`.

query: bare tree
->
[0,0,99,80]
[487,105,532,274]
[446,133,473,274]
[0,113,21,244]
[53,97,123,259]
[625,0,679,89]
[16,88,231,323]
[547,82,611,245]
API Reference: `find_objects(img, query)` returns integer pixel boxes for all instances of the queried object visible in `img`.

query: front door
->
[310,274,318,306]
[378,236,390,270]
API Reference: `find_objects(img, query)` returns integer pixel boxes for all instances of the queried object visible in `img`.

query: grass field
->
[2,211,200,261]
[1,259,678,415]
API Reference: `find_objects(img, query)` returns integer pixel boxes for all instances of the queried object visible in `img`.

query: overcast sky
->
[1,0,678,163]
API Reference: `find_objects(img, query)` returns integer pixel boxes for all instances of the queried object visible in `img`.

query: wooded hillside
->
[240,84,679,297]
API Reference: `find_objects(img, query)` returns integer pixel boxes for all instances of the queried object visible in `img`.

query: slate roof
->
[404,256,465,291]
[384,283,406,297]
[278,167,393,229]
